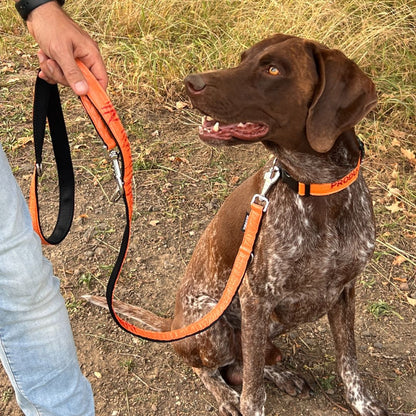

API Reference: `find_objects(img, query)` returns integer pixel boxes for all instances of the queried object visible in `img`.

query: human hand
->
[26,1,108,95]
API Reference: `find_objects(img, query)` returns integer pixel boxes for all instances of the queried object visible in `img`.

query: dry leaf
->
[392,255,406,266]
[175,101,189,110]
[407,295,416,307]
[12,136,33,151]
[388,187,401,197]
[392,130,407,139]
[229,176,240,186]
[169,155,189,164]
[386,201,402,213]
[391,138,400,147]
[401,148,416,165]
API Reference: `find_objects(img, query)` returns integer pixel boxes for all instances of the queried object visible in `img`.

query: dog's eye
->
[267,66,280,76]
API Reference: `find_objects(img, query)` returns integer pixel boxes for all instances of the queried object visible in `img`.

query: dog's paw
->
[347,388,389,416]
[350,399,389,416]
[218,394,241,416]
[264,366,312,398]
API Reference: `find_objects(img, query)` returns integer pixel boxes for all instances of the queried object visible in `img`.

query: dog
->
[86,34,388,416]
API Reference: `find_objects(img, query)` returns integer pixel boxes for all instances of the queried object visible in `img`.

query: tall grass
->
[1,0,415,121]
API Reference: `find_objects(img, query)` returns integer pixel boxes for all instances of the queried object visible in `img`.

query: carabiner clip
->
[260,158,280,197]
[108,149,124,201]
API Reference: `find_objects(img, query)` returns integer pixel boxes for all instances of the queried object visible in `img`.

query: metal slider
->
[251,194,270,212]
[36,162,43,177]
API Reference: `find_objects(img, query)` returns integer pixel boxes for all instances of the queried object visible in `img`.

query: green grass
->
[368,299,404,320]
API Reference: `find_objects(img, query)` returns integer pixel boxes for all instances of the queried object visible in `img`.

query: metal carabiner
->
[260,158,281,197]
[108,149,124,201]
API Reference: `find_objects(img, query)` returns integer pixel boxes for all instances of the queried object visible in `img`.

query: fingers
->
[37,48,108,96]
[54,53,90,95]
[86,56,108,92]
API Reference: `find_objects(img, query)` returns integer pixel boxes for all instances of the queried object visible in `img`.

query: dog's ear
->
[306,44,377,153]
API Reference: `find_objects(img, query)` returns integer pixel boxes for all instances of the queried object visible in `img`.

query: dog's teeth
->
[199,126,203,133]
[238,122,245,127]
[201,116,206,125]
[206,116,214,121]
[213,122,220,132]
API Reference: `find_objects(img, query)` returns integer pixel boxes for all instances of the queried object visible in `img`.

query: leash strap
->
[118,201,265,342]
[29,61,265,342]
[29,63,363,342]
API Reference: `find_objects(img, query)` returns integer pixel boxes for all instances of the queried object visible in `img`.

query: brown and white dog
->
[86,34,388,416]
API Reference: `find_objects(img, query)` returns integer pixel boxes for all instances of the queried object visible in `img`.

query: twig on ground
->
[308,370,349,413]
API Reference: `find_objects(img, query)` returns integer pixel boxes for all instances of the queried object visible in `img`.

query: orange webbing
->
[29,168,49,245]
[112,202,264,342]
[76,61,264,341]
[298,158,361,196]
[76,60,133,222]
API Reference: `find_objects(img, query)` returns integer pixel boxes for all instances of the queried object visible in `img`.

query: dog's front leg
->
[239,284,269,416]
[328,283,389,416]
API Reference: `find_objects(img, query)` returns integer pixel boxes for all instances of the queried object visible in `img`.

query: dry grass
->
[1,1,415,114]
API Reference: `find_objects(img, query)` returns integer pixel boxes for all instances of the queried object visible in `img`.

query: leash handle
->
[29,76,75,245]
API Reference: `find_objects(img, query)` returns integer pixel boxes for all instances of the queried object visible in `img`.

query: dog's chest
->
[249,181,375,326]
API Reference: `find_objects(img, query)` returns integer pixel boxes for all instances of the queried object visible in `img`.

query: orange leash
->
[29,61,362,342]
[29,60,273,342]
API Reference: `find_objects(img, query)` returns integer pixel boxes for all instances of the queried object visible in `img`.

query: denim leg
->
[0,145,94,416]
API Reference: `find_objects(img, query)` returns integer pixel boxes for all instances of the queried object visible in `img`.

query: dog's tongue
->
[199,116,268,141]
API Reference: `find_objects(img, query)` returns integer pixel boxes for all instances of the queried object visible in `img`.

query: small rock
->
[95,247,104,256]
[361,329,373,337]
[373,342,383,350]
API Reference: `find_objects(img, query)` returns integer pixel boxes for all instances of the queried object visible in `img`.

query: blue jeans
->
[0,145,94,416]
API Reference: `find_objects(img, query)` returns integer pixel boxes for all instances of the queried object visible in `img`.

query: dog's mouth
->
[198,115,269,143]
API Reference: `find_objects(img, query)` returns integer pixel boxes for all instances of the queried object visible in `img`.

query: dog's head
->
[184,34,377,154]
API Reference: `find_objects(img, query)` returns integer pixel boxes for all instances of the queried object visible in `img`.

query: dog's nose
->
[184,74,206,93]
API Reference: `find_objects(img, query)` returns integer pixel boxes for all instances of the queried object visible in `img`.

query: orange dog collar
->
[280,145,363,197]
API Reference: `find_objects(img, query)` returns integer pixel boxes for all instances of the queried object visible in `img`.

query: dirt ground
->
[1,63,415,416]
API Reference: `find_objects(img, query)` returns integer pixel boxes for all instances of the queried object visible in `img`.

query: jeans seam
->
[0,328,41,416]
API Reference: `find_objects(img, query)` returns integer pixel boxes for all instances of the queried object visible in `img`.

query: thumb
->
[59,56,89,96]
